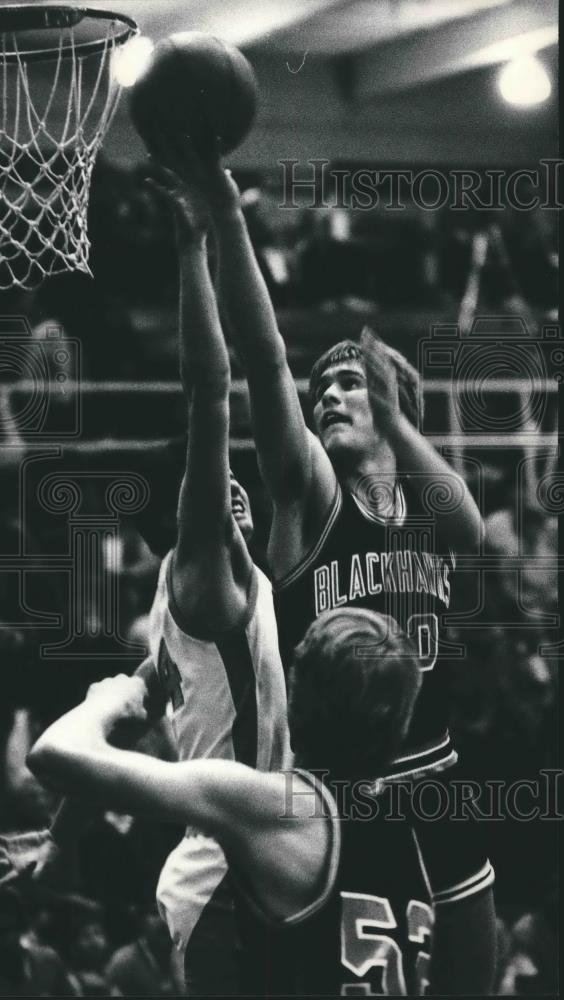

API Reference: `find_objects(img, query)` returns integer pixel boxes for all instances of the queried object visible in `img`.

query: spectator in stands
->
[69,912,111,996]
[0,888,78,997]
[485,473,557,626]
[37,897,110,997]
[105,907,174,996]
[498,904,558,996]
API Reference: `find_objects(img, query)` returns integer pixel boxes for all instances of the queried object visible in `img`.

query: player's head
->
[230,470,254,541]
[287,607,421,780]
[309,333,422,459]
[134,436,254,554]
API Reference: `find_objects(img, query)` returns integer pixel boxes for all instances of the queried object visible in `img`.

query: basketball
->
[128,31,258,159]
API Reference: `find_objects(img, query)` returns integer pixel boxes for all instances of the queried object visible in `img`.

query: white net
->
[0,11,136,289]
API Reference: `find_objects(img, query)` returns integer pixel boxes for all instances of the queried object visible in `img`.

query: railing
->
[0,378,558,453]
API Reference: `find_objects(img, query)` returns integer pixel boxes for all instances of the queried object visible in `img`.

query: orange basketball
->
[129,31,258,159]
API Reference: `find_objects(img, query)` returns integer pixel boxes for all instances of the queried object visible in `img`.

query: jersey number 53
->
[340,892,434,995]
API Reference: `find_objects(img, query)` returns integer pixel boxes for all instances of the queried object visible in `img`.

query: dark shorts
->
[183,874,240,997]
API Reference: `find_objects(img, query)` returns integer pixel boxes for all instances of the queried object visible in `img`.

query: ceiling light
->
[112,35,155,88]
[497,55,551,107]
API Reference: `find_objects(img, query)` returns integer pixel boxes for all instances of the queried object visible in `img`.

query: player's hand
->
[160,127,242,218]
[85,675,148,729]
[360,326,401,432]
[146,160,211,241]
[146,127,238,221]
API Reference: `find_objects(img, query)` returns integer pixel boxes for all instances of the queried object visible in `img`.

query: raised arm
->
[208,168,335,510]
[150,157,253,633]
[361,329,483,551]
[28,675,332,923]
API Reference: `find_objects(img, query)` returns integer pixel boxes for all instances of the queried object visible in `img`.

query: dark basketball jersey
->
[274,480,462,779]
[236,771,434,997]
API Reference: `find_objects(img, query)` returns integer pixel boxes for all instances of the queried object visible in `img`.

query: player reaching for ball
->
[153,146,496,994]
[34,152,289,996]
[29,607,434,997]
[142,163,289,995]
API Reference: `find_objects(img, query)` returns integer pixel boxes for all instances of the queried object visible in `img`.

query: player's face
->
[230,474,254,541]
[313,361,377,458]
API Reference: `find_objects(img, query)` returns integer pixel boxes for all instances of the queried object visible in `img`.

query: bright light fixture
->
[112,35,155,88]
[497,55,551,107]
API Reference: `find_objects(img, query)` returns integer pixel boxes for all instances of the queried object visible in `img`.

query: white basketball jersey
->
[147,551,290,951]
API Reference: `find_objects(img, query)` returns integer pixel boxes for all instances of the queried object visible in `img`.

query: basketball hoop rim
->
[0,4,138,62]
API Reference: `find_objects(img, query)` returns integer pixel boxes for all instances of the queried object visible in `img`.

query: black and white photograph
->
[0,0,560,995]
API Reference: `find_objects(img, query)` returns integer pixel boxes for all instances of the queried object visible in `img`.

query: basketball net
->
[1,13,136,289]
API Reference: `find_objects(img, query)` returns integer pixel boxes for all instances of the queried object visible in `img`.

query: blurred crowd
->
[1,878,181,996]
[0,161,559,995]
[1,155,558,385]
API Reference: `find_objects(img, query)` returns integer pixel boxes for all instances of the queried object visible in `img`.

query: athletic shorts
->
[181,874,240,997]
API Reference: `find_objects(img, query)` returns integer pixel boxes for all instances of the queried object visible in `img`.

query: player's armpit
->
[167,540,253,637]
[221,770,337,925]
[268,432,338,579]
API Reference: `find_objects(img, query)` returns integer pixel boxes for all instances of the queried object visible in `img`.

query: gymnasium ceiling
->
[1,0,558,166]
[101,0,558,63]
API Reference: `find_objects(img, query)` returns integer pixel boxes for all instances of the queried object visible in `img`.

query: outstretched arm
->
[29,676,331,923]
[150,158,253,633]
[361,329,483,551]
[209,168,334,510]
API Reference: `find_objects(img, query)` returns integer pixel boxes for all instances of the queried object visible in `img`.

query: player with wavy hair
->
[309,336,423,430]
[288,609,421,781]
[29,607,434,997]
